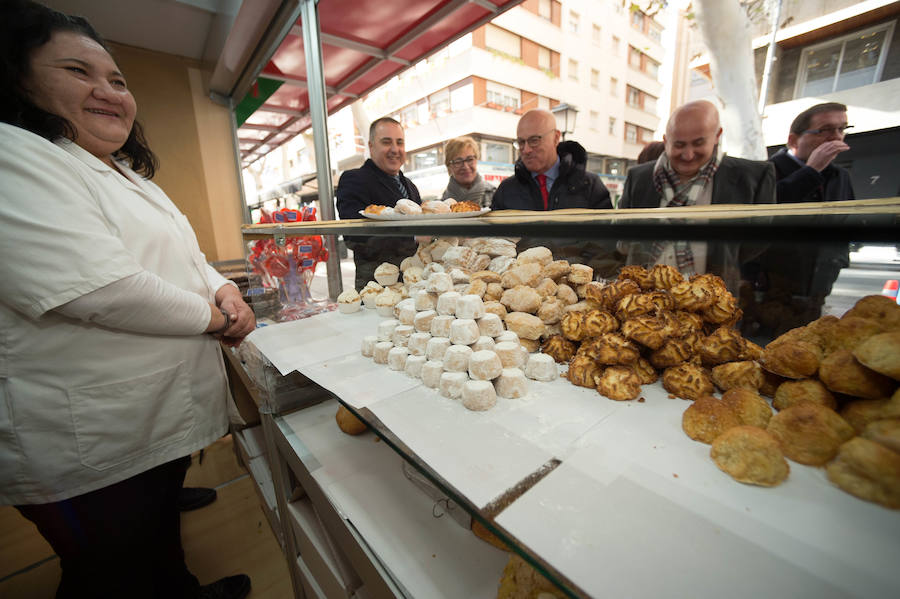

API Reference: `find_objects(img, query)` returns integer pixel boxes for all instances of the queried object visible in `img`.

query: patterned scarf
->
[647,150,719,274]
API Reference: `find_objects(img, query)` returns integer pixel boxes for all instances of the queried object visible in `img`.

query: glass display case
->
[237,199,900,599]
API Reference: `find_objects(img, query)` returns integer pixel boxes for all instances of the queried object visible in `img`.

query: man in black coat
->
[491,109,611,211]
[619,100,775,292]
[336,117,421,289]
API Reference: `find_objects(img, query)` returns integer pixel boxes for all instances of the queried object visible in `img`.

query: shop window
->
[412,148,439,170]
[796,23,894,97]
[484,141,512,163]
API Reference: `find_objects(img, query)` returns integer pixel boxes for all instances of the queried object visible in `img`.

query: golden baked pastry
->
[595,365,643,401]
[614,278,642,299]
[484,282,504,302]
[842,294,900,330]
[540,259,571,281]
[560,310,587,341]
[773,379,837,411]
[534,277,559,298]
[567,263,594,285]
[766,402,855,466]
[649,337,694,369]
[720,388,773,428]
[465,278,487,298]
[862,418,900,454]
[624,358,654,385]
[663,361,715,401]
[853,331,900,380]
[577,333,640,365]
[818,316,885,355]
[500,263,543,288]
[335,405,368,435]
[469,270,502,284]
[583,309,619,337]
[500,285,542,313]
[711,361,764,392]
[826,437,900,509]
[682,395,741,444]
[711,426,789,487]
[760,340,821,379]
[483,300,508,319]
[649,264,684,290]
[700,290,738,324]
[536,297,565,325]
[582,281,608,306]
[566,355,603,388]
[450,200,481,212]
[818,349,896,400]
[363,204,388,214]
[673,310,704,336]
[541,335,576,363]
[739,340,764,361]
[505,312,546,340]
[670,279,716,312]
[621,314,671,350]
[615,291,673,320]
[698,327,745,366]
[617,265,653,290]
[840,392,900,433]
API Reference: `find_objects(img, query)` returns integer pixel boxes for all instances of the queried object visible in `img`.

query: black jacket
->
[336,158,421,219]
[491,141,611,211]
[769,148,855,203]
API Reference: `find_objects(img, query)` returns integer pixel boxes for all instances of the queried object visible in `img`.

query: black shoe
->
[198,574,251,599]
[178,487,217,512]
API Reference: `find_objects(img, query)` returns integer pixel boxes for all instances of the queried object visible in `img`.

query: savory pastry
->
[698,327,745,365]
[450,200,481,212]
[710,426,789,487]
[566,355,603,388]
[818,349,896,400]
[469,350,503,381]
[504,312,546,340]
[577,333,640,365]
[682,395,741,444]
[826,437,900,509]
[582,309,619,337]
[516,246,553,266]
[500,285,542,313]
[853,331,900,380]
[766,402,855,466]
[773,379,837,411]
[541,335,576,363]
[710,361,764,392]
[363,204,387,214]
[662,361,715,401]
[421,199,451,213]
[494,368,529,399]
[595,366,642,401]
[524,353,557,382]
[649,264,684,290]
[841,294,900,330]
[335,405,368,435]
[461,380,497,411]
[617,265,653,290]
[720,388,773,428]
[649,337,694,369]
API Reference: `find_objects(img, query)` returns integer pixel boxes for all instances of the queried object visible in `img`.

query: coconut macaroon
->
[337,289,362,313]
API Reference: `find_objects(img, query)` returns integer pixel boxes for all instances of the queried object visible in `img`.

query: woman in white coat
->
[0,3,253,598]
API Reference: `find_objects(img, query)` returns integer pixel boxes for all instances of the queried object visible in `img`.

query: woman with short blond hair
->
[441,135,495,207]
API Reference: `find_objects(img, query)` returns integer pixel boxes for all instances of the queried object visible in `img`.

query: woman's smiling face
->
[24,31,136,165]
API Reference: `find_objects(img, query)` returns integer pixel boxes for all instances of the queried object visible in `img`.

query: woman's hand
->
[214,284,256,347]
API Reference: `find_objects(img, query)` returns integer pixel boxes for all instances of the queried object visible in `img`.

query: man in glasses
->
[337,117,421,289]
[769,102,855,203]
[491,109,611,211]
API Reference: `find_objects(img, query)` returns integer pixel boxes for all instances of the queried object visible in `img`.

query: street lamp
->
[551,103,578,140]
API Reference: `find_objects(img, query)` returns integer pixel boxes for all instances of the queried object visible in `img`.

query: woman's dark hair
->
[637,141,665,164]
[0,0,158,177]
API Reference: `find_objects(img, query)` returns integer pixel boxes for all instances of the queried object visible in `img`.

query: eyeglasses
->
[448,156,476,168]
[514,129,556,150]
[801,125,853,136]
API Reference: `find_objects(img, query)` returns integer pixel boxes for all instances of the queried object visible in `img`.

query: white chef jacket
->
[0,123,230,504]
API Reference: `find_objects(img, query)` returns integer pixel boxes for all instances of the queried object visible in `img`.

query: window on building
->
[648,21,663,43]
[591,69,599,89]
[797,23,894,97]
[429,90,450,118]
[610,77,618,96]
[646,56,660,78]
[569,59,579,81]
[485,80,520,109]
[485,25,521,58]
[626,86,641,108]
[450,80,474,111]
[538,46,551,70]
[612,36,620,55]
[606,158,625,176]
[609,116,616,135]
[412,148,439,170]
[590,110,599,130]
[629,46,642,69]
[625,122,638,143]
[644,94,657,114]
[538,96,551,110]
[631,10,644,30]
[538,0,552,21]
[484,141,513,163]
[592,24,601,44]
[569,11,580,34]
[401,104,417,127]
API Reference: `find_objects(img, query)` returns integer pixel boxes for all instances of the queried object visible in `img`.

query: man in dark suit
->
[619,100,775,291]
[336,117,421,289]
[491,109,611,211]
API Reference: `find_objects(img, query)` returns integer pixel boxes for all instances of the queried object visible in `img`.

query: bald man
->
[619,100,774,289]
[491,109,611,211]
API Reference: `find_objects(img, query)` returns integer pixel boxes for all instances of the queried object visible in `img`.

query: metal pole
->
[758,0,783,116]
[300,0,343,300]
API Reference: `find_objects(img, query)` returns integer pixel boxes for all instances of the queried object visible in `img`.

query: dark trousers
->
[16,456,199,599]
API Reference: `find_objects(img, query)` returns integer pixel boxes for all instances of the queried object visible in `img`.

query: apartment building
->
[675,0,900,199]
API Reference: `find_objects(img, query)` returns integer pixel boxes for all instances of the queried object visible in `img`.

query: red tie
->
[536,174,549,210]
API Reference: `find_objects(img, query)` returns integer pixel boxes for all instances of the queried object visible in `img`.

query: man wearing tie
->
[337,117,421,289]
[491,109,611,211]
